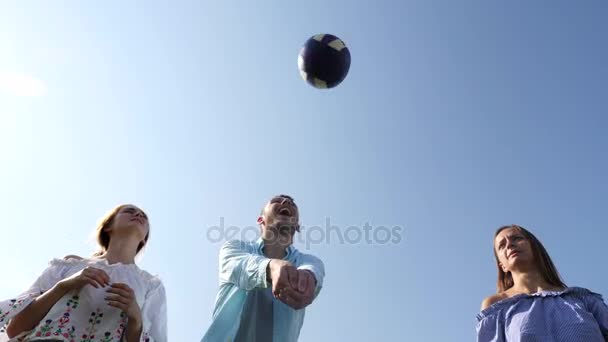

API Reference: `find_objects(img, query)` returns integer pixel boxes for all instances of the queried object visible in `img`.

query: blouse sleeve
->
[585,291,608,339]
[476,313,505,342]
[137,280,167,342]
[0,259,67,340]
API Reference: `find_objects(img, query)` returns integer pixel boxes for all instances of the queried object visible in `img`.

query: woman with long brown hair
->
[476,224,608,341]
[0,204,166,342]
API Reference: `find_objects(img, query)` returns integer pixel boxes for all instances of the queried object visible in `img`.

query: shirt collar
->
[256,237,295,259]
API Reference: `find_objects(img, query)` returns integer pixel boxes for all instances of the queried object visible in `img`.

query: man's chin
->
[262,234,293,247]
[274,218,298,226]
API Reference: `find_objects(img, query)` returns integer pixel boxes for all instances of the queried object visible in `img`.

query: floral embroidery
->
[80,308,104,342]
[52,322,77,342]
[35,319,54,337]
[67,295,80,309]
[0,291,42,335]
[1,259,163,341]
[98,331,113,342]
[114,311,127,340]
[0,293,38,324]
[53,312,71,336]
[0,299,16,323]
[26,294,80,341]
[22,301,127,342]
[52,295,79,341]
[80,333,94,342]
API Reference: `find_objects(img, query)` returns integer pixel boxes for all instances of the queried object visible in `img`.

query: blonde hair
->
[93,204,150,257]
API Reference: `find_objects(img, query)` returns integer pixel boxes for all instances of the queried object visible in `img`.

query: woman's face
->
[109,205,149,243]
[494,227,534,272]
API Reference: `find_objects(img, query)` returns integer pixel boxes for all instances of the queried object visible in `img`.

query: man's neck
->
[262,242,287,259]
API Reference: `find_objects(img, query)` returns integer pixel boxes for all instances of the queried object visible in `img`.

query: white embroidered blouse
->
[0,258,167,342]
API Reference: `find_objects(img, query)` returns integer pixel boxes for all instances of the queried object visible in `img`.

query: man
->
[202,194,325,342]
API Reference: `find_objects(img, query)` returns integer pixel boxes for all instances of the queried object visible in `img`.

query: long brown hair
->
[93,204,150,257]
[494,224,565,292]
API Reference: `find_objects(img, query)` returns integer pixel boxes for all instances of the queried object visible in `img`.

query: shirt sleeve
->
[585,291,608,339]
[296,253,325,299]
[218,240,271,291]
[138,280,168,342]
[476,314,505,342]
[0,259,67,339]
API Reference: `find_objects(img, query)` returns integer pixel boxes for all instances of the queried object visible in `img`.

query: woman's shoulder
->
[51,255,113,266]
[477,286,601,320]
[480,286,577,309]
[478,288,539,320]
[46,255,89,267]
[478,290,529,321]
[480,292,509,311]
[561,286,605,300]
[63,254,85,261]
[137,267,164,286]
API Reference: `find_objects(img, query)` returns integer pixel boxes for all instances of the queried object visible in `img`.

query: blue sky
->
[1,1,607,341]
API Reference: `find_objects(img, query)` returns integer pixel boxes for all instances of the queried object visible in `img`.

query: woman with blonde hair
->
[477,224,608,341]
[0,204,167,342]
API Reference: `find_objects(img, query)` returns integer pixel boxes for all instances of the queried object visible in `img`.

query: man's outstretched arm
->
[218,240,273,291]
[277,254,325,310]
[297,253,325,298]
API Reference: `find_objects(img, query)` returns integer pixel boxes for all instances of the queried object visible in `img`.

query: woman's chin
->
[509,257,532,270]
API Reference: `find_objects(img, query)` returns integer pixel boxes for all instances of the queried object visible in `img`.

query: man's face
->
[259,196,300,246]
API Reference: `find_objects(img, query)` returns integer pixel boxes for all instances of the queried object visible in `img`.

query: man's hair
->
[260,194,296,215]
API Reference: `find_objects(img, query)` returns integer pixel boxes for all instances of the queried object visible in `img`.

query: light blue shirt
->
[201,238,325,342]
[476,287,608,342]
